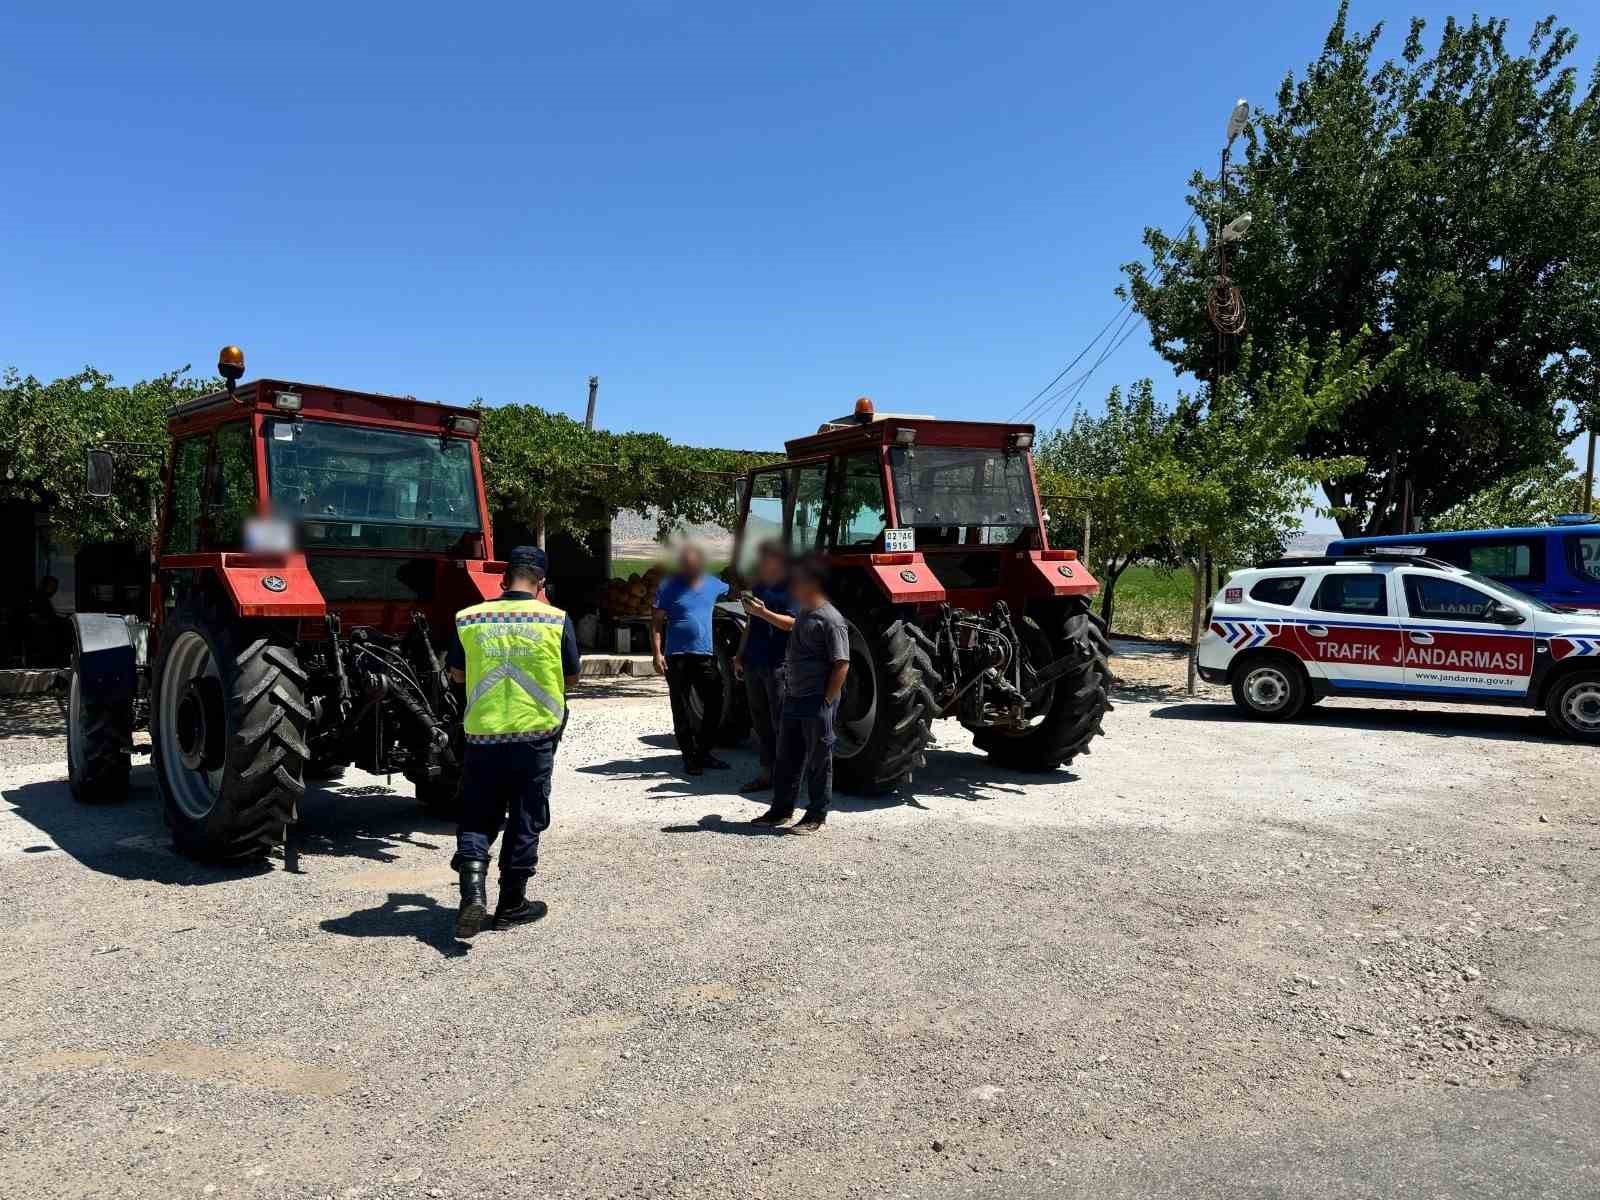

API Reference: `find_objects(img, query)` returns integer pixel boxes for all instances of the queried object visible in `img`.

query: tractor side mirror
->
[733,476,749,510]
[85,448,116,498]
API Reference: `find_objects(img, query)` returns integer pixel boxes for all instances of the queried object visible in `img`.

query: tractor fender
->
[69,613,139,704]
[832,556,946,604]
[215,557,327,618]
[1017,551,1100,599]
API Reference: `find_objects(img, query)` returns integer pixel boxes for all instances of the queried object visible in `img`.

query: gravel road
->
[1,648,1596,1199]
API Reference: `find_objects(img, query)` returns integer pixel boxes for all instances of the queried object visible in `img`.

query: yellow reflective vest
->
[455,597,568,744]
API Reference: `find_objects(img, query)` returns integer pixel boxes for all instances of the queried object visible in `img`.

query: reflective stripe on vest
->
[456,599,568,743]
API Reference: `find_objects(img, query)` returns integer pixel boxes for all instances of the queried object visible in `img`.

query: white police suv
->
[1197,553,1600,740]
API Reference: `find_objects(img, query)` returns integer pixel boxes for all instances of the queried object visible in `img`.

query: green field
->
[612,558,1199,640]
[611,556,726,581]
[1106,565,1196,641]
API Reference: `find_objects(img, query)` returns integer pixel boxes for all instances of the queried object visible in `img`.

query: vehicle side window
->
[208,421,255,548]
[1464,539,1540,581]
[789,463,829,555]
[1249,576,1304,606]
[1403,575,1500,623]
[165,436,209,554]
[828,452,888,550]
[1310,573,1388,616]
[735,470,786,577]
[1569,535,1600,583]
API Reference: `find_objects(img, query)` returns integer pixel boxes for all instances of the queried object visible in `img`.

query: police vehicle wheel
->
[1546,670,1600,741]
[833,612,941,796]
[66,663,133,805]
[973,598,1112,772]
[1230,655,1308,721]
[151,596,308,863]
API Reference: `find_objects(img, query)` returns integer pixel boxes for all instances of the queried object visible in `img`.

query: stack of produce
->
[603,565,664,620]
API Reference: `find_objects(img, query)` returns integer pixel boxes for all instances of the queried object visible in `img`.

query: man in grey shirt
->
[743,555,850,833]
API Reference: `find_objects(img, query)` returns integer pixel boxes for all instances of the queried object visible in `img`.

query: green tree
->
[1123,5,1600,536]
[1038,334,1396,629]
[479,403,778,546]
[1035,380,1188,629]
[1427,458,1587,529]
[0,366,210,542]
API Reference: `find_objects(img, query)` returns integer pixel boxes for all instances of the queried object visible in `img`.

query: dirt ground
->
[1,644,1597,1199]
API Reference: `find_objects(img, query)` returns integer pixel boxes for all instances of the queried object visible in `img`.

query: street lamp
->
[1226,98,1250,145]
[1221,212,1253,242]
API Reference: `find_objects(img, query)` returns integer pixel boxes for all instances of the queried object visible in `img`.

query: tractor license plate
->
[884,528,916,553]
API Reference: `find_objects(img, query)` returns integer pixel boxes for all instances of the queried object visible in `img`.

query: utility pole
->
[585,375,599,431]
[1584,427,1596,515]
[1189,98,1251,697]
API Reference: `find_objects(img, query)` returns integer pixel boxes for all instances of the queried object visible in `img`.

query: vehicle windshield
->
[888,446,1038,546]
[264,419,481,551]
[1460,568,1555,612]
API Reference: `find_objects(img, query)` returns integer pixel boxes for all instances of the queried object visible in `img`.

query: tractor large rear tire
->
[712,621,753,748]
[414,773,464,820]
[687,617,753,749]
[151,596,309,863]
[66,666,132,805]
[973,597,1111,772]
[833,613,942,796]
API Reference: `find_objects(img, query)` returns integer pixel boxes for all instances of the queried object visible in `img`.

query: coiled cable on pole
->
[1207,275,1246,336]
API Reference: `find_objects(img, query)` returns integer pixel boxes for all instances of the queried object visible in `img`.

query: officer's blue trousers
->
[451,737,556,881]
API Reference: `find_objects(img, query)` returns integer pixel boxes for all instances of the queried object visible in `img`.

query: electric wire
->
[1013,211,1199,425]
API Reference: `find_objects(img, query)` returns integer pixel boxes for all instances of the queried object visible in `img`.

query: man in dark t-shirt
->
[734,540,793,793]
[746,555,849,833]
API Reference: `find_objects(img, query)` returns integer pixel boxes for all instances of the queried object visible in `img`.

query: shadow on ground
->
[2,769,455,884]
[1151,700,1553,743]
[319,891,470,958]
[0,695,67,738]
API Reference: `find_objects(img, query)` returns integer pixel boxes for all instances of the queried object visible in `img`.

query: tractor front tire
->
[833,613,942,796]
[973,597,1112,772]
[151,596,309,863]
[66,666,133,805]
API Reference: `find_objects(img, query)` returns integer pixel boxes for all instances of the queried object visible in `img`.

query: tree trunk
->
[1098,558,1129,632]
[1186,558,1204,695]
[533,510,546,549]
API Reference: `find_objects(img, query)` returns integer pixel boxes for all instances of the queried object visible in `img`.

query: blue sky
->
[3,1,1592,521]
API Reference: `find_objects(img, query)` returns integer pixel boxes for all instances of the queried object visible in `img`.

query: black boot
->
[493,875,549,930]
[455,860,489,940]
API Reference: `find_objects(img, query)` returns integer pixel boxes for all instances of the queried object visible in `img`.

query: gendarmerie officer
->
[447,546,579,939]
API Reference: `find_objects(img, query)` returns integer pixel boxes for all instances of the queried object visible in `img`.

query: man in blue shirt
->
[734,540,793,793]
[650,543,730,776]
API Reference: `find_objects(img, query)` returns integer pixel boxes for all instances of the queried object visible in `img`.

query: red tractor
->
[67,348,503,861]
[714,399,1111,793]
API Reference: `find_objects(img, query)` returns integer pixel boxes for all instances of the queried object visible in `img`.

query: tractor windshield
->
[264,419,481,551]
[888,447,1038,546]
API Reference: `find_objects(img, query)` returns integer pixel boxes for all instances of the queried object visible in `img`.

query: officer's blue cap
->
[504,545,548,578]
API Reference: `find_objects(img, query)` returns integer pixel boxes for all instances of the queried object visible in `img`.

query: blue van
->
[1328,517,1600,613]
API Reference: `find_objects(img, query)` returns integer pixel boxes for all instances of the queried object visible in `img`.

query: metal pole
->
[1082,509,1093,568]
[1186,553,1204,696]
[585,376,599,431]
[1584,429,1596,515]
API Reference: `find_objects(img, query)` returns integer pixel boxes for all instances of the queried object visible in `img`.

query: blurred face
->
[678,546,705,578]
[790,569,823,606]
[756,547,786,585]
